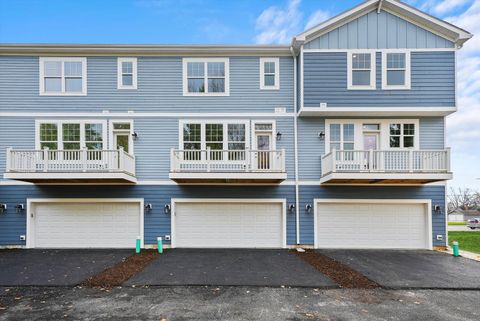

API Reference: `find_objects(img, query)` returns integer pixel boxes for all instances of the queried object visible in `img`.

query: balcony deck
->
[320,149,452,185]
[169,149,287,183]
[4,148,136,183]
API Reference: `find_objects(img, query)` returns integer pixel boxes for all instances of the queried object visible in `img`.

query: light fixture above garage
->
[164,204,171,214]
[145,203,153,212]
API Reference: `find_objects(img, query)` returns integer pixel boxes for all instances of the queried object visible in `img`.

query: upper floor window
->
[382,51,411,90]
[39,57,87,96]
[389,123,415,148]
[347,52,376,90]
[117,58,137,89]
[260,57,280,90]
[182,58,230,96]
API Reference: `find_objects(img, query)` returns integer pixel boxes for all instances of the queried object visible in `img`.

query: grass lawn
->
[448,231,480,254]
[448,222,466,226]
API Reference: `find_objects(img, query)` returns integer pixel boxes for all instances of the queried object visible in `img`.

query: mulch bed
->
[295,250,379,289]
[82,250,159,288]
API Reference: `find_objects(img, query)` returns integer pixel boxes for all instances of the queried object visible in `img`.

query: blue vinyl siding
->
[0,117,295,181]
[297,117,445,180]
[305,10,454,49]
[0,56,294,113]
[0,185,297,246]
[299,185,446,246]
[303,51,455,107]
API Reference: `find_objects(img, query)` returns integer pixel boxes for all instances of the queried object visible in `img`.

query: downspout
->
[291,46,300,245]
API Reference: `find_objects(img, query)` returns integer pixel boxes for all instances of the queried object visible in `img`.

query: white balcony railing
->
[170,148,286,173]
[321,149,450,176]
[6,147,136,177]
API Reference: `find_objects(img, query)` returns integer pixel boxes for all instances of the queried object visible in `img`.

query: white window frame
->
[108,119,134,154]
[259,57,280,90]
[388,122,418,149]
[39,57,87,96]
[325,119,419,153]
[117,58,138,90]
[182,58,230,96]
[252,120,277,150]
[382,50,411,90]
[347,51,376,90]
[35,119,107,150]
[178,119,249,150]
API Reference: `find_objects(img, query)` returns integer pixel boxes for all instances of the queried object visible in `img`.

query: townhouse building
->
[0,0,472,250]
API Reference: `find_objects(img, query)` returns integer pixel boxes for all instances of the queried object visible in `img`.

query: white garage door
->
[32,202,142,248]
[316,202,429,249]
[173,202,284,248]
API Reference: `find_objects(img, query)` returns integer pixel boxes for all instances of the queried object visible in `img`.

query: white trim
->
[170,198,287,249]
[117,57,137,90]
[4,172,137,183]
[182,57,230,96]
[252,120,276,151]
[26,198,144,249]
[303,48,457,53]
[169,172,287,181]
[298,106,456,117]
[300,45,304,111]
[259,57,280,90]
[324,118,420,153]
[313,198,433,250]
[347,51,376,90]
[382,51,411,90]
[320,172,452,184]
[35,119,107,150]
[39,57,87,96]
[108,119,134,154]
[293,54,300,245]
[0,112,295,118]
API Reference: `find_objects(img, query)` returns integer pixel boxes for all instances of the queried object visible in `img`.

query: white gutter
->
[291,46,300,245]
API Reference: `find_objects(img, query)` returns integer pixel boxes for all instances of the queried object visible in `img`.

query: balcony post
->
[206,147,211,172]
[281,148,286,172]
[331,148,337,173]
[368,149,374,172]
[82,147,87,172]
[118,147,124,171]
[170,148,176,172]
[408,149,413,172]
[446,147,451,172]
[43,147,49,172]
[6,147,12,172]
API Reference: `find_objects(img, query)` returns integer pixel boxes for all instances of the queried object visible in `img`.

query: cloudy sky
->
[0,0,478,190]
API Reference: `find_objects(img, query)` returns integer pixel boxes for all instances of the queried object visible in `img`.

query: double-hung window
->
[329,123,355,151]
[117,58,137,89]
[348,52,376,89]
[183,58,229,96]
[382,51,411,89]
[39,57,87,95]
[389,123,415,148]
[37,121,105,151]
[260,58,280,90]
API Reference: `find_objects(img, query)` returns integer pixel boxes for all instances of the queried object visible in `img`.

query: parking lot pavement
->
[1,286,479,321]
[0,249,133,286]
[319,249,480,289]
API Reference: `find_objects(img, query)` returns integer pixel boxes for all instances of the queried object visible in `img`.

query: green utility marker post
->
[452,241,459,257]
[136,236,141,254]
[157,237,163,254]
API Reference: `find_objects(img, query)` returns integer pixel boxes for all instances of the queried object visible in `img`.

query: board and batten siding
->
[303,51,455,107]
[0,185,297,246]
[0,117,295,181]
[297,117,445,180]
[0,56,294,113]
[298,185,446,247]
[304,10,454,49]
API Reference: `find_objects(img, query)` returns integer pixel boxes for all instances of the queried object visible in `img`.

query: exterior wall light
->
[288,204,295,213]
[318,132,325,140]
[164,204,171,214]
[132,132,139,140]
[145,203,153,212]
[0,204,7,214]
[434,205,442,213]
[276,131,282,141]
[305,204,312,213]
[15,204,25,213]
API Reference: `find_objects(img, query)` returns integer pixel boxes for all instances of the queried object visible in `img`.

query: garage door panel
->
[33,202,141,248]
[316,202,428,249]
[174,202,283,248]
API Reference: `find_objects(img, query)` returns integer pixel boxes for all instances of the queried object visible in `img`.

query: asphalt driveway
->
[0,249,132,286]
[319,249,480,289]
[126,249,336,287]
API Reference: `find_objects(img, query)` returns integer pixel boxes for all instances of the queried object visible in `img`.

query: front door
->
[256,133,271,170]
[114,133,130,153]
[363,133,379,170]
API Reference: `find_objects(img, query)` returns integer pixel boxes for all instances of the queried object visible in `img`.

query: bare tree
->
[447,187,480,214]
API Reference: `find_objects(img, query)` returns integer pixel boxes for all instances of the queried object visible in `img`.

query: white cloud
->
[432,0,470,15]
[305,9,331,30]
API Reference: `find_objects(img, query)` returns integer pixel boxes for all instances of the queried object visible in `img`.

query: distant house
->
[449,210,480,222]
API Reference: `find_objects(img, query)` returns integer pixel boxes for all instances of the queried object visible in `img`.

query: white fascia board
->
[320,172,452,184]
[4,172,137,183]
[298,106,457,117]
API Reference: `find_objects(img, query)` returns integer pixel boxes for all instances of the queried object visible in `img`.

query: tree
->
[447,188,480,214]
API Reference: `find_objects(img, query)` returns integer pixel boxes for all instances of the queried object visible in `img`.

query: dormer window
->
[347,52,376,90]
[39,57,87,96]
[260,57,280,90]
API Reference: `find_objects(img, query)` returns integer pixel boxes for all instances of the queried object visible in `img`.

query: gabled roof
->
[293,0,472,49]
